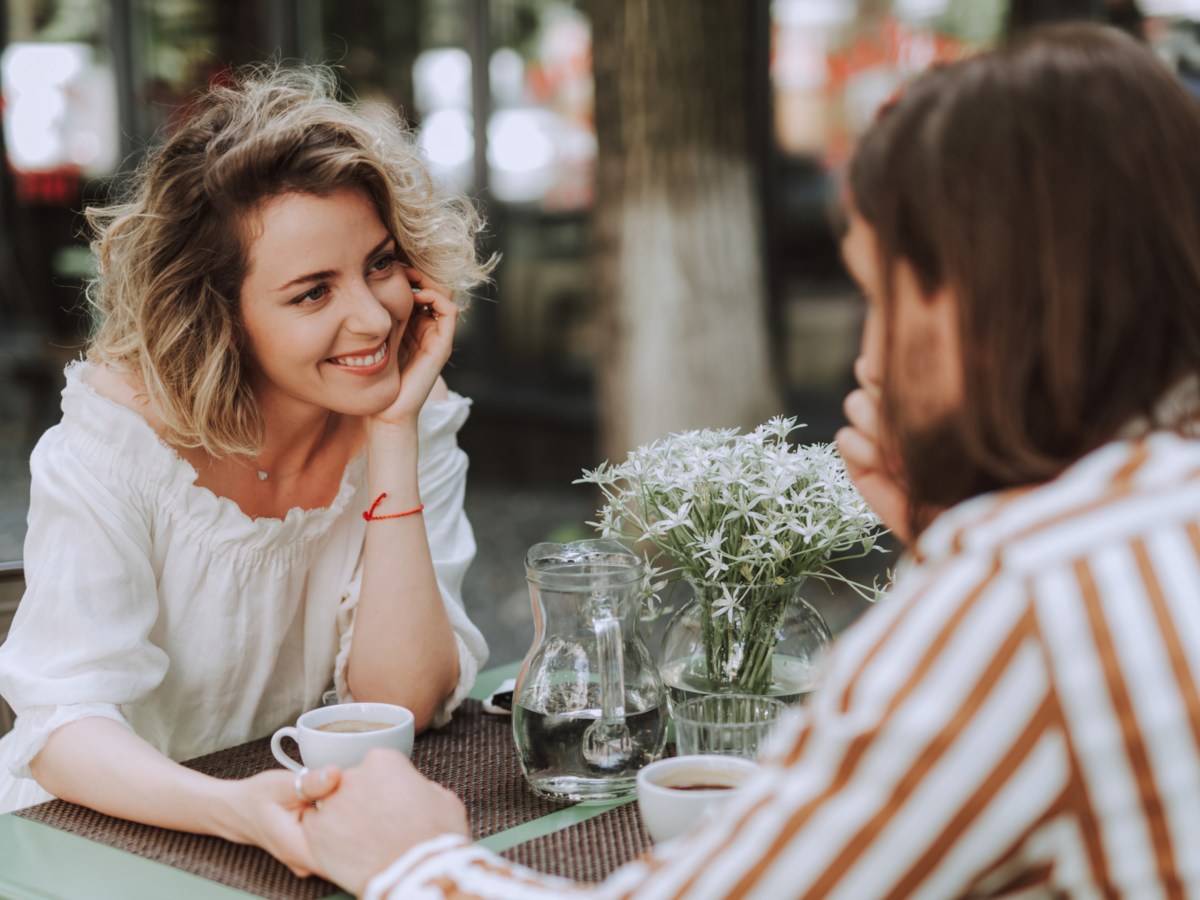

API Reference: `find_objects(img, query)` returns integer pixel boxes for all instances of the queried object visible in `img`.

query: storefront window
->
[2,1,118,206]
[486,1,593,209]
[771,0,995,394]
[124,0,241,144]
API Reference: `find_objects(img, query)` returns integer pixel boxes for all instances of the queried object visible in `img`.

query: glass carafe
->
[513,540,668,802]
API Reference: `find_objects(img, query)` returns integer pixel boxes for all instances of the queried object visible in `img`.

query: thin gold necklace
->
[253,415,335,482]
[254,462,304,481]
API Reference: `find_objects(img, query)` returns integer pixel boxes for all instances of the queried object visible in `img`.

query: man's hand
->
[298,748,469,896]
[836,357,913,543]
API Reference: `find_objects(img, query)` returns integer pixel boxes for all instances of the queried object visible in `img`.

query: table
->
[0,664,655,899]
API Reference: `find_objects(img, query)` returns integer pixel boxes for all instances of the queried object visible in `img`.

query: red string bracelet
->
[362,492,425,522]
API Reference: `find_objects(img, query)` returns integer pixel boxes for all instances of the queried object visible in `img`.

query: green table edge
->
[0,814,260,900]
[0,661,637,899]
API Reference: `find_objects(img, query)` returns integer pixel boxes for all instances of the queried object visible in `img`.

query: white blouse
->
[0,362,488,813]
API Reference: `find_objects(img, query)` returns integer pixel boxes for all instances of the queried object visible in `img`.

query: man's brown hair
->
[849,23,1200,536]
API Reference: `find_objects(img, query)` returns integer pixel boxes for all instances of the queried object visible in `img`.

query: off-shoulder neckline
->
[62,360,366,529]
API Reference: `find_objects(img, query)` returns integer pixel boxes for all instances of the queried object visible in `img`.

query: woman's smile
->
[327,340,390,374]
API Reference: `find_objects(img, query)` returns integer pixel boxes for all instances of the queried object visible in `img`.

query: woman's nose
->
[343,279,394,336]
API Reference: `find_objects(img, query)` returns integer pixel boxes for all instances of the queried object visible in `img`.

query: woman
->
[0,64,492,874]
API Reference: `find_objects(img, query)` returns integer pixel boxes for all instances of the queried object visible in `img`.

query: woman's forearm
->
[349,419,460,729]
[33,717,325,874]
[30,717,241,837]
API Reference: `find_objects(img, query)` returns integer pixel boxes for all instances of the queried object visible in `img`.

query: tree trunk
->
[589,0,781,463]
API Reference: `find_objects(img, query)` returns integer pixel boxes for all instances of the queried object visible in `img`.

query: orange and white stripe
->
[371,433,1200,899]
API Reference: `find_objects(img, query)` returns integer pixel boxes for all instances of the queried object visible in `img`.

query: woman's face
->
[238,188,415,420]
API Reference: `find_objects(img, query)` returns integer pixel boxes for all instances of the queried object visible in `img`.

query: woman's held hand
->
[217,767,339,877]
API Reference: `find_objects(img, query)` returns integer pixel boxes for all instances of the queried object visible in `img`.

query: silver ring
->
[294,768,311,802]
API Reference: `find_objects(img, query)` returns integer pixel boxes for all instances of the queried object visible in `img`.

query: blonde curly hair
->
[86,63,493,458]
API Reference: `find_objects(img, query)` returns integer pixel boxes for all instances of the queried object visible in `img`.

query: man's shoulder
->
[918,435,1200,575]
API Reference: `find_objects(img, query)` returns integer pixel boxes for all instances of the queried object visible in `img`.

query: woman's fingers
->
[403,269,458,357]
[233,770,324,878]
[404,265,443,293]
[415,290,459,331]
[405,266,455,316]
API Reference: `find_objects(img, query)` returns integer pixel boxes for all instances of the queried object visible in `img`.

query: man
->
[298,23,1200,897]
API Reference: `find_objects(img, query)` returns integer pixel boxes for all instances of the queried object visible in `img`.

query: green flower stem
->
[693,581,797,695]
[736,585,788,694]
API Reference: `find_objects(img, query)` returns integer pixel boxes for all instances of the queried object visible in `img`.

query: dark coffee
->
[313,719,393,734]
[667,783,734,791]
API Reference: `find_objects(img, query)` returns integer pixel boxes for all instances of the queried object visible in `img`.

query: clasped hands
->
[275,749,466,897]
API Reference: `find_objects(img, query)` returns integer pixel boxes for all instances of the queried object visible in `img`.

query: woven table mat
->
[16,699,569,899]
[501,800,653,883]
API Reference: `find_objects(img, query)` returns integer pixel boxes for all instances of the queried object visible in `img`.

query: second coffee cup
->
[271,702,414,772]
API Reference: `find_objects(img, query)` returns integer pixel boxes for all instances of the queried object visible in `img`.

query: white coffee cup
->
[636,754,760,843]
[270,702,415,772]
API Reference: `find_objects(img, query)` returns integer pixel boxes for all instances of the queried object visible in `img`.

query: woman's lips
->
[327,341,389,374]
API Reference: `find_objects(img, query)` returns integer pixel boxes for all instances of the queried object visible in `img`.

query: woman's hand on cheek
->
[372,268,459,430]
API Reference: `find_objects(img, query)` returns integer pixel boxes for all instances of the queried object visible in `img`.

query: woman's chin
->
[360,381,405,419]
[322,374,402,419]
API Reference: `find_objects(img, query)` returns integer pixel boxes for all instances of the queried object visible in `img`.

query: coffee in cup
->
[271,702,415,772]
[636,755,760,843]
[313,719,394,734]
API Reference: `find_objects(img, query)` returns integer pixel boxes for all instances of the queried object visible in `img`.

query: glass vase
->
[659,578,831,704]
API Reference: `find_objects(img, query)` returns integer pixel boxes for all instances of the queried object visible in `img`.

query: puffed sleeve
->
[333,392,488,726]
[0,426,168,782]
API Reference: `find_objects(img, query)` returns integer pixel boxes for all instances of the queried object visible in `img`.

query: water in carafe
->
[514,541,668,801]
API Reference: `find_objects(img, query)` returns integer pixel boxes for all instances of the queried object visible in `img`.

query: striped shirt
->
[370,433,1200,899]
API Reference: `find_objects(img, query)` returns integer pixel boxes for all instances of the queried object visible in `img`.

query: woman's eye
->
[292,285,328,305]
[369,253,399,273]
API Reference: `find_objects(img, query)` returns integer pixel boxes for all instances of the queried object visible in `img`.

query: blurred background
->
[0,0,1198,675]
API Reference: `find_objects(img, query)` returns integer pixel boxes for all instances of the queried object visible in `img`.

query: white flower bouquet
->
[577,416,886,695]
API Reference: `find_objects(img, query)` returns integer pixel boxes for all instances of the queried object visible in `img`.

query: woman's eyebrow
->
[275,268,335,292]
[273,236,396,292]
[362,235,395,261]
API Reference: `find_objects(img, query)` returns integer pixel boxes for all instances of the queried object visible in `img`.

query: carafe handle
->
[582,605,633,769]
[594,609,626,726]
